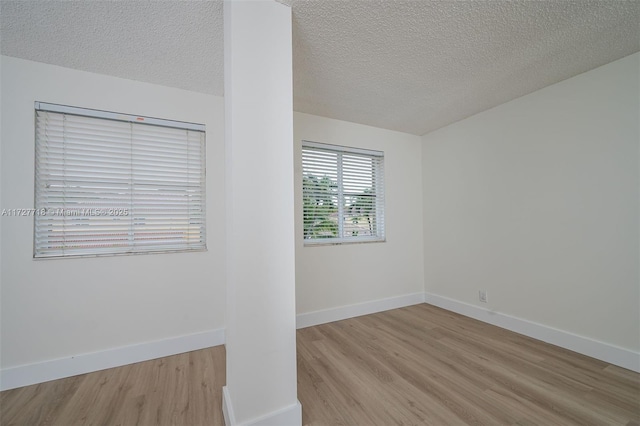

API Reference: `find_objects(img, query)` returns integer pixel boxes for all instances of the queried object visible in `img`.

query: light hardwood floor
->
[0,346,226,426]
[2,304,639,425]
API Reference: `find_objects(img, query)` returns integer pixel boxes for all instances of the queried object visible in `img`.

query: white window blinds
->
[34,102,206,258]
[302,141,385,244]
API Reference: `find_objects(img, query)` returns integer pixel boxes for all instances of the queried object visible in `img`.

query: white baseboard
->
[223,386,301,426]
[424,292,640,373]
[296,292,425,329]
[6,292,635,393]
[0,328,225,391]
[223,386,236,426]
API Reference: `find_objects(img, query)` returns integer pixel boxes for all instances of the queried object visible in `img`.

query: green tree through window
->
[302,142,385,244]
[303,175,338,239]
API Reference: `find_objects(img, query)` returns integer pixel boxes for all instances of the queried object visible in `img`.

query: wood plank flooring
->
[2,304,639,425]
[298,304,639,425]
[0,346,226,426]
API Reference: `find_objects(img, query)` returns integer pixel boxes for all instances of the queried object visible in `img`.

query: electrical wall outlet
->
[478,290,488,303]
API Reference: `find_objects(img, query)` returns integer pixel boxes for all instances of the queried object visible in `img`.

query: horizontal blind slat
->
[34,106,206,258]
[302,142,384,243]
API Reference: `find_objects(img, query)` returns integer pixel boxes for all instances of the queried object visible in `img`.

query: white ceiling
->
[0,1,225,95]
[1,0,638,136]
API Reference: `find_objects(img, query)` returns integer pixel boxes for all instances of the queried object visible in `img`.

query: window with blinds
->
[34,102,206,258]
[302,141,385,244]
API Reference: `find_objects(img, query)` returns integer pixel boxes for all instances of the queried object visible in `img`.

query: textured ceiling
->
[1,0,639,135]
[291,0,639,135]
[0,0,224,96]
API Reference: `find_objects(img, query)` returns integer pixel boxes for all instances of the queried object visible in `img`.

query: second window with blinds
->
[302,141,385,245]
[34,102,206,259]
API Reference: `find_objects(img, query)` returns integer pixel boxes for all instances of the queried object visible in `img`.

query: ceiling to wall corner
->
[1,0,638,136]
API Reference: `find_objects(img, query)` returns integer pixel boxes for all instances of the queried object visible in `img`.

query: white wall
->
[0,56,3,373]
[422,53,639,353]
[294,112,424,317]
[223,1,300,424]
[0,57,226,371]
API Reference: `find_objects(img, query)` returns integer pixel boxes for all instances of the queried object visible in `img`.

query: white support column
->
[223,1,300,425]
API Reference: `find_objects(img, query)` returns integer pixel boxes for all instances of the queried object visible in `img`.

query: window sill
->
[303,238,386,247]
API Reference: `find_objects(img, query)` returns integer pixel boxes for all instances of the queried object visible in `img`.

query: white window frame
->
[34,102,206,259]
[302,141,385,245]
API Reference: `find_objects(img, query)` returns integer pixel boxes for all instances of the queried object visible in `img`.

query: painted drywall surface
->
[294,112,424,315]
[422,53,640,352]
[0,56,226,368]
[0,55,3,372]
[223,1,298,424]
